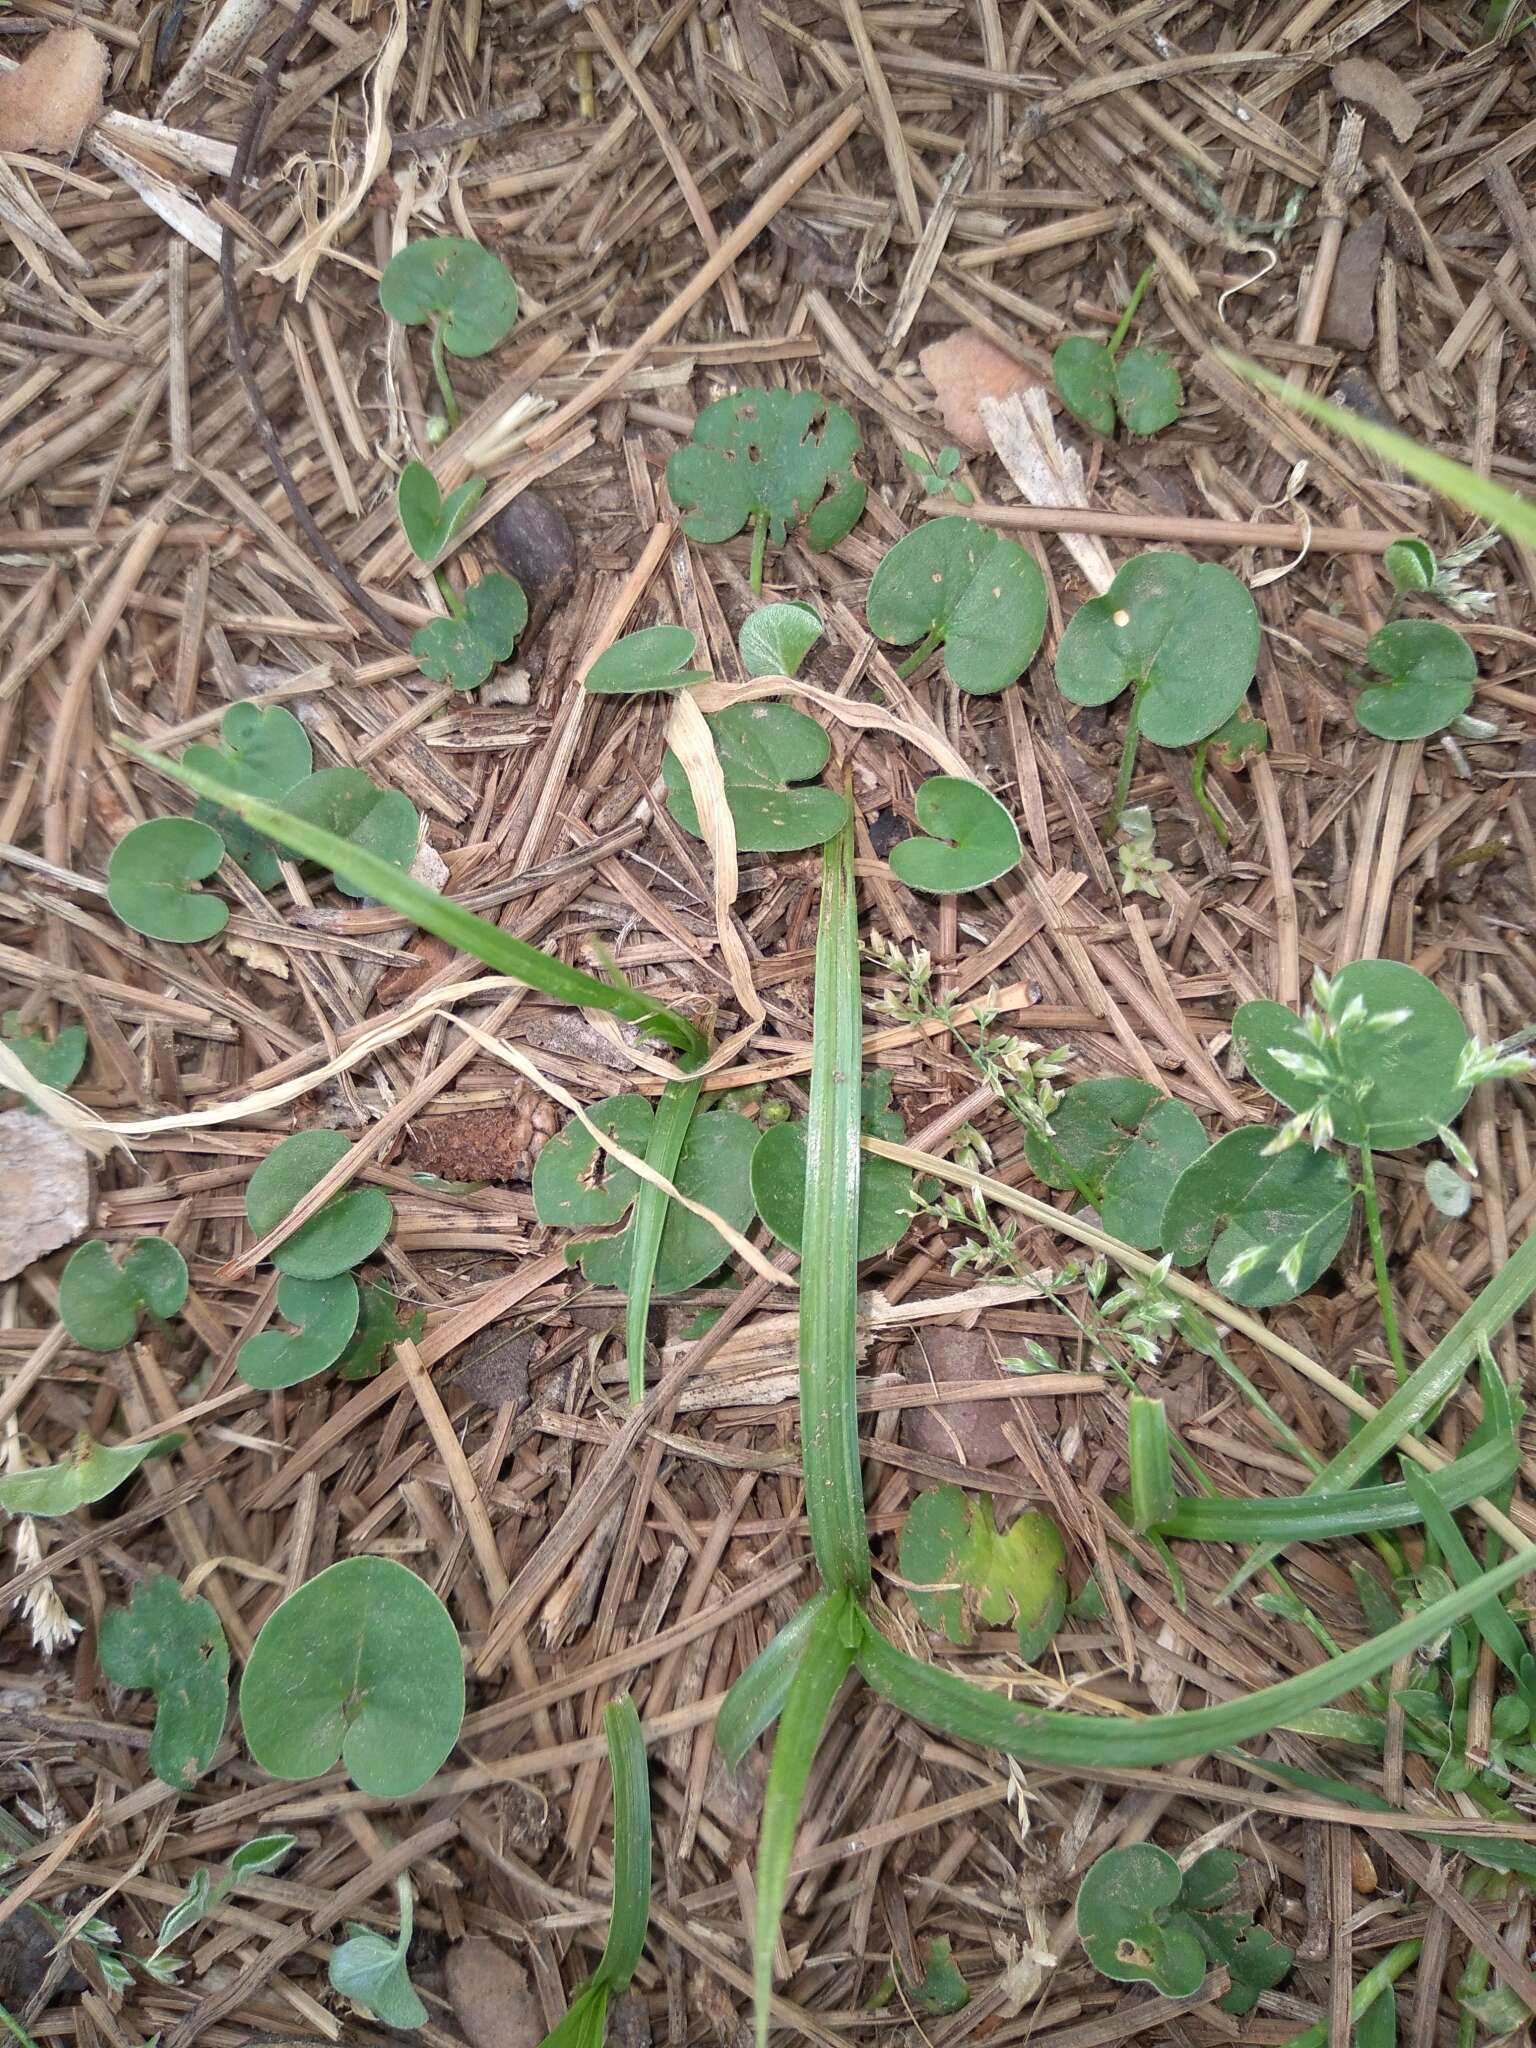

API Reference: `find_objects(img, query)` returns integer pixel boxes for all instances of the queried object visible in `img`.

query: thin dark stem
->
[1105,679,1146,838]
[1357,1144,1409,1385]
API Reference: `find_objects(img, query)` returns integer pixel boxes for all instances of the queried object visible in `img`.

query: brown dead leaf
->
[0,29,108,155]
[0,1109,92,1283]
[445,1938,545,2048]
[919,329,1039,453]
[1332,57,1421,145]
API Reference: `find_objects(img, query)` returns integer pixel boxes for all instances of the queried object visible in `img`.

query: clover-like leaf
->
[462,571,528,658]
[397,461,486,562]
[379,237,519,357]
[585,625,711,694]
[752,1071,912,1259]
[887,776,1021,894]
[665,387,866,575]
[239,1555,464,1796]
[738,601,823,679]
[279,767,420,901]
[573,1105,759,1295]
[245,1130,394,1279]
[1193,1910,1294,2015]
[98,1574,229,1789]
[866,518,1048,695]
[662,701,849,853]
[1052,337,1116,435]
[1234,961,1472,1151]
[1025,1077,1160,1196]
[1160,1127,1355,1306]
[899,1484,1067,1661]
[1054,341,1182,437]
[1098,1099,1208,1250]
[236,1274,360,1390]
[1056,553,1259,746]
[107,818,229,943]
[1077,1844,1206,1997]
[1356,619,1476,739]
[2,1010,87,1107]
[59,1238,189,1352]
[1383,537,1436,596]
[532,1094,653,1228]
[412,615,497,693]
[0,1430,184,1519]
[184,701,312,887]
[336,1284,426,1382]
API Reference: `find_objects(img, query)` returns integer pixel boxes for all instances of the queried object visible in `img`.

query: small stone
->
[1331,57,1422,145]
[901,1325,1023,1469]
[0,1110,91,1283]
[445,1937,546,2048]
[1320,214,1386,352]
[452,1325,534,1411]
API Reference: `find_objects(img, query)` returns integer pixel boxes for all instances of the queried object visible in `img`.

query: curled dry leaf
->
[919,329,1041,454]
[0,29,108,155]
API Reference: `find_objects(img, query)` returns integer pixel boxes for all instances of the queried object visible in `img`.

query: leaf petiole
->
[434,568,467,621]
[429,318,460,429]
[1189,739,1230,843]
[896,622,945,679]
[1107,261,1157,361]
[748,512,768,595]
[1106,677,1147,838]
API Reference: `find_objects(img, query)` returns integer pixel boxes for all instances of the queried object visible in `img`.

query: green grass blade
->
[117,738,708,1066]
[753,1591,858,2048]
[717,1592,837,1767]
[595,1696,652,1990]
[535,1983,609,2048]
[1216,353,1536,546]
[856,1535,1536,1767]
[1128,1395,1175,1532]
[1400,1466,1536,1702]
[800,814,871,1594]
[624,1078,702,1403]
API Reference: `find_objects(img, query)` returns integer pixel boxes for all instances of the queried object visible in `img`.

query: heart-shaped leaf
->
[899,1484,1067,1662]
[1383,537,1436,596]
[738,602,823,679]
[1098,1098,1208,1249]
[1356,619,1476,739]
[1024,1076,1159,1196]
[532,1094,653,1228]
[751,1071,912,1258]
[184,701,312,887]
[59,1238,189,1352]
[1052,337,1116,435]
[1233,961,1472,1151]
[98,1573,229,1788]
[1054,340,1182,437]
[2,1010,87,1107]
[245,1130,394,1279]
[558,1104,758,1295]
[237,1273,360,1389]
[1161,1127,1355,1306]
[662,701,849,853]
[107,818,229,943]
[665,387,866,567]
[336,1283,426,1382]
[1056,553,1260,746]
[279,767,419,901]
[585,625,711,694]
[887,776,1022,893]
[866,518,1048,695]
[0,1430,184,1518]
[379,236,518,357]
[1077,1844,1206,1996]
[239,1555,464,1796]
[397,461,486,561]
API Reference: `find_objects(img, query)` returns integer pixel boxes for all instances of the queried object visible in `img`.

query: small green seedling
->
[336,1283,426,1381]
[280,766,420,899]
[58,1238,188,1352]
[414,572,528,693]
[585,624,711,694]
[240,1555,464,1796]
[901,444,973,505]
[899,1484,1067,1662]
[1355,618,1477,739]
[871,1935,970,2015]
[751,1071,913,1259]
[143,1833,295,1982]
[1160,1125,1355,1306]
[866,517,1047,693]
[1055,551,1260,834]
[738,601,823,679]
[0,1430,183,1518]
[107,818,229,943]
[379,236,519,430]
[330,1874,426,2030]
[98,1573,229,1789]
[1384,537,1436,595]
[1025,1077,1206,1250]
[887,776,1022,894]
[1115,804,1172,896]
[1383,531,1499,620]
[662,702,849,852]
[237,1273,361,1390]
[1053,267,1182,439]
[2,1010,87,1109]
[666,387,866,592]
[184,701,312,887]
[1077,1845,1292,2013]
[397,460,486,562]
[245,1130,394,1279]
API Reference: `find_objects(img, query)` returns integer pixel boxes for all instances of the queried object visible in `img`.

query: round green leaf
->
[412,615,496,693]
[379,236,519,356]
[887,776,1021,894]
[107,819,229,943]
[1383,537,1435,596]
[2,1011,88,1102]
[279,768,420,901]
[1356,619,1476,740]
[1114,346,1182,436]
[751,1121,912,1259]
[184,701,312,886]
[866,518,1048,695]
[585,625,711,695]
[1053,337,1116,435]
[1160,1127,1355,1306]
[245,1130,394,1278]
[665,387,865,556]
[1233,961,1472,1151]
[1055,552,1260,747]
[662,701,849,853]
[900,1484,1067,1660]
[1077,1842,1184,1940]
[1098,1098,1208,1250]
[99,1573,229,1788]
[532,1094,653,1228]
[1025,1077,1160,1195]
[578,1108,758,1294]
[738,602,823,679]
[397,462,486,561]
[237,1273,360,1390]
[239,1556,464,1796]
[59,1238,189,1352]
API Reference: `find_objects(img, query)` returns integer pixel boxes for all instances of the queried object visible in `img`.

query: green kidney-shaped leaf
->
[184,701,312,887]
[413,615,497,693]
[532,1094,653,1228]
[1234,961,1472,1151]
[2,1011,88,1105]
[1383,537,1435,596]
[1025,1076,1160,1196]
[585,625,710,695]
[662,701,849,853]
[577,1107,759,1295]
[1113,346,1182,436]
[1160,1127,1355,1307]
[245,1130,394,1279]
[899,1485,1067,1661]
[887,776,1022,894]
[1053,337,1116,436]
[751,1070,912,1259]
[279,768,419,901]
[397,461,486,561]
[666,387,866,557]
[237,1273,360,1390]
[1077,1844,1206,1996]
[239,1555,464,1796]
[59,1238,189,1352]
[866,518,1048,695]
[98,1573,229,1788]
[0,1430,184,1519]
[1055,553,1259,747]
[1356,619,1476,740]
[1098,1098,1208,1250]
[379,236,519,356]
[107,819,229,944]
[738,602,823,679]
